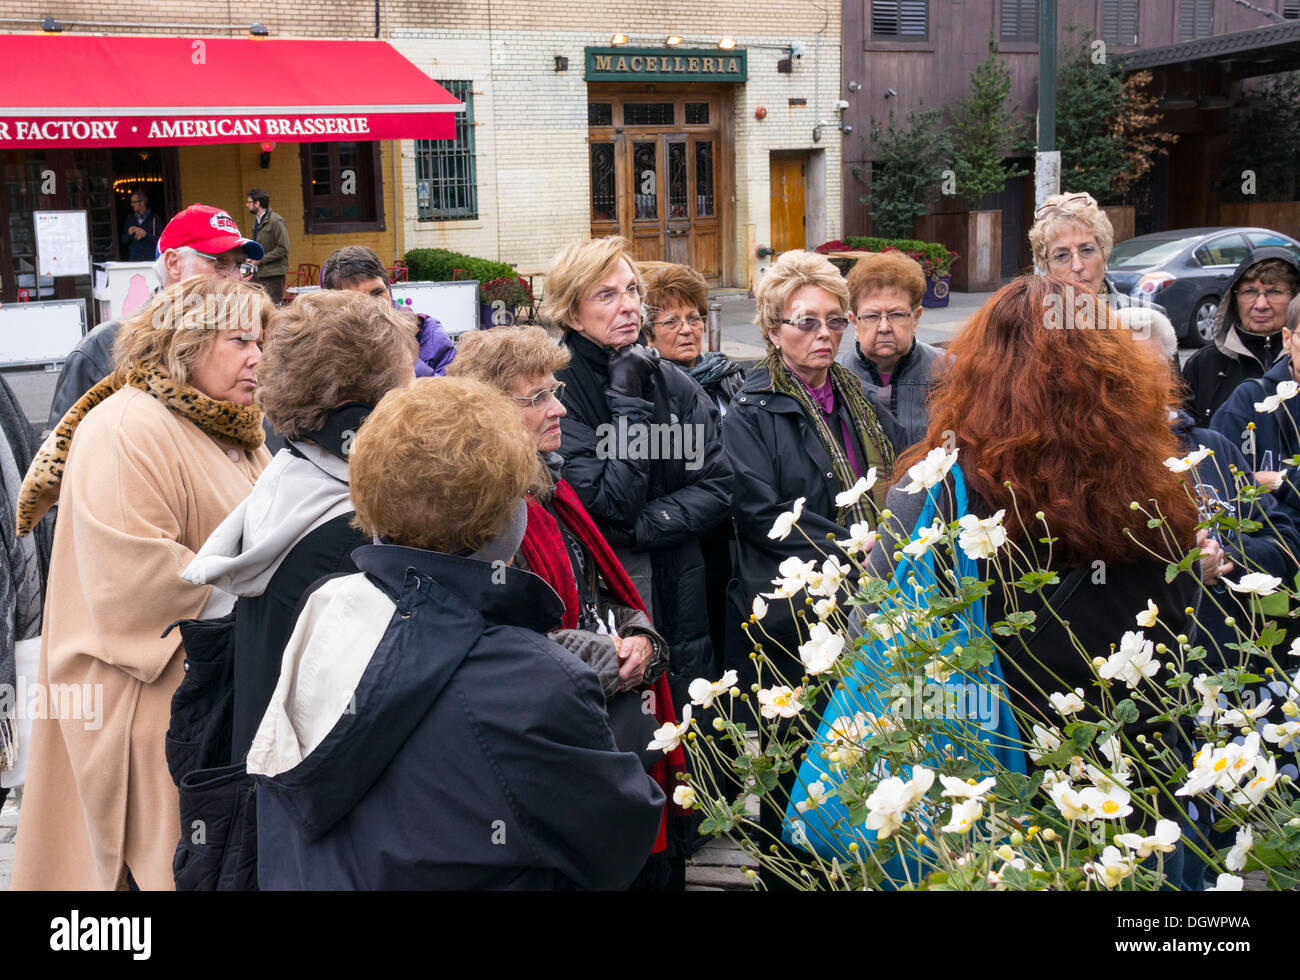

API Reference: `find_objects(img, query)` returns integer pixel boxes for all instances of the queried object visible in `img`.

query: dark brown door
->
[664,135,690,265]
[770,155,806,253]
[629,137,664,264]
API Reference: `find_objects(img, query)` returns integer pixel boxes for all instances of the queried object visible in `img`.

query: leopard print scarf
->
[16,364,264,536]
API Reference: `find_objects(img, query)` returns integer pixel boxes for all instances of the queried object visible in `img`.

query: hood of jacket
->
[1212,246,1300,363]
[182,441,351,598]
[246,544,565,840]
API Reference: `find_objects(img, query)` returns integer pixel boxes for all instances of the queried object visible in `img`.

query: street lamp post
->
[1035,0,1060,210]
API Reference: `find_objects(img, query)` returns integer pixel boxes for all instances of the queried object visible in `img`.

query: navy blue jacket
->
[1209,356,1300,517]
[250,544,665,890]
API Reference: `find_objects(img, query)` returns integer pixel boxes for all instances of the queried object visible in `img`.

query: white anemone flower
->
[1049,781,1094,821]
[798,622,845,675]
[938,775,996,800]
[757,685,804,720]
[835,468,878,507]
[795,780,832,813]
[1049,690,1086,716]
[813,596,839,621]
[1224,572,1284,596]
[1080,784,1133,821]
[1221,700,1273,729]
[900,765,936,808]
[673,785,697,809]
[767,497,805,540]
[646,705,692,753]
[1253,379,1299,414]
[687,670,738,709]
[1206,873,1245,891]
[1085,846,1137,889]
[941,799,983,834]
[957,509,1008,561]
[1028,723,1062,763]
[1114,819,1181,859]
[836,521,874,555]
[1136,599,1159,628]
[902,521,946,558]
[1163,445,1213,473]
[1098,631,1161,689]
[812,555,850,596]
[1263,720,1300,752]
[1225,824,1253,873]
[1194,674,1224,720]
[900,446,960,494]
[1229,753,1279,808]
[863,771,931,840]
[751,596,768,621]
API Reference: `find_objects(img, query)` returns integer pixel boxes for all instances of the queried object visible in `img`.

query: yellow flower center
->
[1213,758,1229,772]
[1102,800,1120,814]
[774,692,791,707]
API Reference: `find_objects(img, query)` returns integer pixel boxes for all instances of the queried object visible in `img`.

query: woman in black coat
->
[543,237,733,717]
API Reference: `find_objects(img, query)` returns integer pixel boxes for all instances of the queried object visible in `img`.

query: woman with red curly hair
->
[866,275,1200,742]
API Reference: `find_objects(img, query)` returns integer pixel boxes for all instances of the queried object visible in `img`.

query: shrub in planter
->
[479,275,535,327]
[839,237,958,309]
[403,247,516,284]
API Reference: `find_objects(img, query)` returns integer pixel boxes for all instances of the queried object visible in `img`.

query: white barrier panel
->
[293,280,481,337]
[0,299,87,368]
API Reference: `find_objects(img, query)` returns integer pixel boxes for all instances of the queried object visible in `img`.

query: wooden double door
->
[588,87,727,282]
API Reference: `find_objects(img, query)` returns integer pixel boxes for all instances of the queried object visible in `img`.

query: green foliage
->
[860,105,953,239]
[947,38,1030,210]
[403,247,515,284]
[842,236,958,277]
[1055,35,1127,204]
[1219,71,1300,202]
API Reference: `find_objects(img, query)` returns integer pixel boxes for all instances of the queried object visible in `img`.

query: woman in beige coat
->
[11,276,273,890]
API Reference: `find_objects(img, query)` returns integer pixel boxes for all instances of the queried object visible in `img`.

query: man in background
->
[120,191,162,262]
[246,188,290,305]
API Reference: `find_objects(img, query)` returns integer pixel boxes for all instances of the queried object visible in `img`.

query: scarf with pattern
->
[17,364,265,536]
[765,350,895,523]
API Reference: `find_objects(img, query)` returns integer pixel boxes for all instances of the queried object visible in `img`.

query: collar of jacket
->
[853,337,916,383]
[730,364,807,414]
[17,363,264,536]
[352,543,564,634]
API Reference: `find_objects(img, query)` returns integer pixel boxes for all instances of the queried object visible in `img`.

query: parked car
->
[1105,227,1300,348]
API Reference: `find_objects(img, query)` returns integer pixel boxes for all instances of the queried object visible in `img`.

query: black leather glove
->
[607,344,660,399]
[601,523,636,548]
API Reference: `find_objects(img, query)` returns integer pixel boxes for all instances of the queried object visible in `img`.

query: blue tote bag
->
[781,463,1027,866]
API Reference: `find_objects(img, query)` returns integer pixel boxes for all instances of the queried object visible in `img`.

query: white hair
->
[1115,305,1177,360]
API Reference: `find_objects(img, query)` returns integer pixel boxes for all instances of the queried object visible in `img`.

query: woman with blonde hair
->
[1027,191,1116,297]
[12,275,273,889]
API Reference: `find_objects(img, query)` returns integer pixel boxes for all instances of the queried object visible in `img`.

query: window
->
[624,103,675,126]
[300,141,384,233]
[1101,0,1139,46]
[1194,233,1249,267]
[1285,0,1300,19]
[871,0,928,41]
[588,103,613,126]
[999,0,1037,42]
[1178,0,1214,41]
[684,103,710,125]
[415,79,478,221]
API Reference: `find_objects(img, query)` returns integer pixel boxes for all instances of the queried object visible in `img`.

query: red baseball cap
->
[157,204,264,260]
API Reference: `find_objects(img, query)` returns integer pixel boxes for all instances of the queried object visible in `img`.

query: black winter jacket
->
[1180,247,1300,426]
[722,365,879,677]
[250,545,665,890]
[556,334,732,711]
[837,338,947,453]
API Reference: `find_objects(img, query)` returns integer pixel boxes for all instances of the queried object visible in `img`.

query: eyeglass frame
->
[1046,242,1103,268]
[510,380,566,409]
[174,245,255,279]
[1236,285,1294,304]
[780,314,853,333]
[1033,193,1092,221]
[588,282,644,306]
[651,311,706,332]
[854,308,917,328]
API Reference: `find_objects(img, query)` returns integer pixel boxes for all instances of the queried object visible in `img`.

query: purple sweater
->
[410,311,456,377]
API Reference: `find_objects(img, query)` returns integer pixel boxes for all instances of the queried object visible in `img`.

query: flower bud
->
[1010,831,1024,846]
[1041,828,1058,842]
[1224,617,1235,628]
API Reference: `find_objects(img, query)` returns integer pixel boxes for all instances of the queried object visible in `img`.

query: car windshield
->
[1106,236,1199,269]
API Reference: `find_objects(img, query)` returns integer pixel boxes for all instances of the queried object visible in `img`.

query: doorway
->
[770,153,807,253]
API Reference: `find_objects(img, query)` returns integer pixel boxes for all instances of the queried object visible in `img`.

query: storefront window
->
[300,141,385,233]
[633,142,658,220]
[695,141,715,217]
[590,143,616,223]
[668,141,688,219]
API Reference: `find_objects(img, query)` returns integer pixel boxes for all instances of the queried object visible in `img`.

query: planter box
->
[922,274,951,308]
[920,210,1002,292]
[1101,205,1135,246]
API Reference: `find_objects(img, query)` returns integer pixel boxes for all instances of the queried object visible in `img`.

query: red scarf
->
[520,478,689,852]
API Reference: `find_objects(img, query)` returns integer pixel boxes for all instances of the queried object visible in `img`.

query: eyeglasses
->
[511,381,566,409]
[655,313,705,332]
[1237,287,1293,304]
[180,246,252,277]
[1048,243,1101,267]
[589,282,643,306]
[781,315,852,333]
[1034,194,1091,220]
[855,310,914,327]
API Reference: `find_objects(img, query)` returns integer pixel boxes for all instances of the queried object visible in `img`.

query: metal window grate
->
[999,0,1038,42]
[1178,0,1214,41]
[416,80,477,221]
[1286,0,1300,19]
[1101,0,1139,46]
[871,0,928,40]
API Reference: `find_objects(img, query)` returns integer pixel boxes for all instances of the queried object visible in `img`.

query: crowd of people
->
[0,189,1295,890]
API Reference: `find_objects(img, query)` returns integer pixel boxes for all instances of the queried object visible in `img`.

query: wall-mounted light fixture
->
[847,80,861,92]
[554,55,569,72]
[666,35,684,46]
[610,33,629,45]
[884,88,897,98]
[260,141,276,168]
[41,16,63,32]
[249,22,269,36]
[718,36,736,49]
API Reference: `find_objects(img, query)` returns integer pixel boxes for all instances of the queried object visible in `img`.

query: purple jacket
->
[410,311,455,377]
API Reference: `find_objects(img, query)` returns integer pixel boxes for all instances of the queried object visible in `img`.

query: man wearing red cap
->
[46,204,263,431]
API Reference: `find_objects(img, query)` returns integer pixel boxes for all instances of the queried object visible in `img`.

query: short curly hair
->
[255,290,418,438]
[846,251,926,310]
[641,263,709,337]
[349,377,536,553]
[113,275,274,387]
[1028,191,1115,270]
[447,325,570,394]
[1238,258,1299,295]
[538,236,640,329]
[753,250,850,351]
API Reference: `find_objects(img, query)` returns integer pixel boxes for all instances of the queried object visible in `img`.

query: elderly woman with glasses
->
[541,237,732,723]
[641,263,746,415]
[837,250,948,452]
[1028,192,1115,296]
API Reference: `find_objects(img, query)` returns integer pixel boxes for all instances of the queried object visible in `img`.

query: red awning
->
[0,34,460,148]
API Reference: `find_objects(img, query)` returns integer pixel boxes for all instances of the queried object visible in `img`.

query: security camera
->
[790,43,806,58]
[835,99,849,110]
[841,124,853,135]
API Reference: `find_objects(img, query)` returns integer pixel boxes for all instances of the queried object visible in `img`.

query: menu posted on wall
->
[34,211,91,278]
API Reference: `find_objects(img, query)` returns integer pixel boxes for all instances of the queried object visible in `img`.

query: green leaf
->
[1014,570,1060,594]
[1066,721,1098,752]
[1112,699,1140,726]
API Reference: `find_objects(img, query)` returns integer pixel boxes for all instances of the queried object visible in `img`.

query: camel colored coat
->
[12,386,268,890]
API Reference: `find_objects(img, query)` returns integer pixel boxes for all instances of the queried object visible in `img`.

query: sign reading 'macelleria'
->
[584,47,747,83]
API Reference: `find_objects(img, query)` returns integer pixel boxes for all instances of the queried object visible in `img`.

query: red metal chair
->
[15,288,31,302]
[387,263,409,283]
